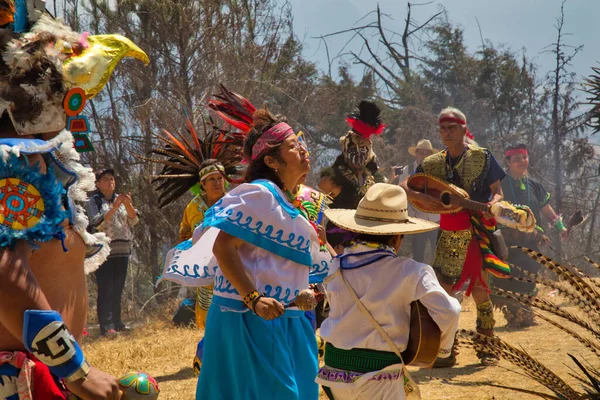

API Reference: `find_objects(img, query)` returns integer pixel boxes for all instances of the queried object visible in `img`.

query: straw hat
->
[325,183,439,235]
[408,139,438,156]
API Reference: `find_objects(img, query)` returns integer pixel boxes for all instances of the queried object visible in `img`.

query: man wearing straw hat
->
[316,183,461,399]
[390,139,440,264]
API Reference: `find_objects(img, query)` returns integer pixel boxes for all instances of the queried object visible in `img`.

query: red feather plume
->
[207,84,256,133]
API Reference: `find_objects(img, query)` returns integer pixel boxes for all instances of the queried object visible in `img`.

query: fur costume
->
[327,101,386,247]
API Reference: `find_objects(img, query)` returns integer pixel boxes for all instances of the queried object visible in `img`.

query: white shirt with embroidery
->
[158,181,330,307]
[320,243,460,357]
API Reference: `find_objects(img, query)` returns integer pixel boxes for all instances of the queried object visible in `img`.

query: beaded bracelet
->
[251,294,264,314]
[554,218,567,232]
[243,290,260,308]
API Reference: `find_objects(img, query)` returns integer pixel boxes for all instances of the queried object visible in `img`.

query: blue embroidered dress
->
[166,180,325,400]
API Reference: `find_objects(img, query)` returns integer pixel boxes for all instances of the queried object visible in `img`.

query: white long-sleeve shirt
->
[321,242,460,358]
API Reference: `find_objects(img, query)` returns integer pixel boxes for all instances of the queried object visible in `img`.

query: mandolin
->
[402,300,441,368]
[407,173,536,232]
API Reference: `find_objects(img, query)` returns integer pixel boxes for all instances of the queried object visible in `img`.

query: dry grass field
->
[83,295,596,400]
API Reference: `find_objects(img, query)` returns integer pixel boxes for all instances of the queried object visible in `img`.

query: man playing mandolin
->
[316,183,460,399]
[402,107,508,367]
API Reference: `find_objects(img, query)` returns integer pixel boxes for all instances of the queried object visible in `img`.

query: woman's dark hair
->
[319,167,345,187]
[243,108,286,188]
[355,233,403,245]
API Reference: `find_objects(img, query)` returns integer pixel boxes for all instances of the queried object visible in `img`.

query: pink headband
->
[439,115,474,140]
[251,122,294,160]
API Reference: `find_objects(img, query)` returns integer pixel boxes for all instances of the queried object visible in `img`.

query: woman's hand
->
[253,297,284,321]
[317,224,328,244]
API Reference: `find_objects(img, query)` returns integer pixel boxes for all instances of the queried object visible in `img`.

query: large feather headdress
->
[140,114,246,208]
[142,84,260,208]
[0,0,148,135]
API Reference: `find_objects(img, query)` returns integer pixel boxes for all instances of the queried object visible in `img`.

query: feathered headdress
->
[345,100,386,139]
[140,114,246,208]
[0,1,148,136]
[207,84,256,133]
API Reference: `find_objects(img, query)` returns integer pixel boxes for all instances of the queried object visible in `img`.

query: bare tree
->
[316,3,444,109]
[544,0,583,253]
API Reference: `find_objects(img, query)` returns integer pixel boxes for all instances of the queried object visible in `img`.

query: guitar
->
[402,300,441,368]
[407,173,536,232]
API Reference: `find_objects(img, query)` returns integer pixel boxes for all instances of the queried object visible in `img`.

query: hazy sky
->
[291,0,600,81]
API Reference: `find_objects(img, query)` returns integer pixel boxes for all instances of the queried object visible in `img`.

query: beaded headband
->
[199,164,225,181]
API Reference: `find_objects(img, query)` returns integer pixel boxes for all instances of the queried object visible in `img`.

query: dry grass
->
[83,296,597,400]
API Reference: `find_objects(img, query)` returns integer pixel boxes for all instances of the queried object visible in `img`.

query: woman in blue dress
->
[192,108,322,400]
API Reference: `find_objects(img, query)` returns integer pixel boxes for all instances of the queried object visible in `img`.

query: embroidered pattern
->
[317,366,403,384]
[337,163,376,197]
[311,260,329,275]
[421,147,490,196]
[165,263,218,280]
[0,154,67,248]
[164,239,220,280]
[433,229,472,281]
[264,285,299,304]
[0,179,44,229]
[207,199,311,255]
[214,276,240,295]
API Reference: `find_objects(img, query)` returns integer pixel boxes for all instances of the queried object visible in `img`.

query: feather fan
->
[468,248,600,399]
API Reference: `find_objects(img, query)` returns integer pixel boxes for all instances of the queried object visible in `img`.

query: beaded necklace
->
[507,174,530,207]
[445,145,468,182]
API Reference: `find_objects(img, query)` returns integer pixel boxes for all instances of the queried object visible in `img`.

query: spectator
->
[86,168,138,336]
[391,139,440,264]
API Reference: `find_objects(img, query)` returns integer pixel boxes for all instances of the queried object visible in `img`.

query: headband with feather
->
[139,114,246,208]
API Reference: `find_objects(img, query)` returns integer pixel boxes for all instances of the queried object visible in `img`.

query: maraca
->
[285,288,325,310]
[119,372,160,399]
